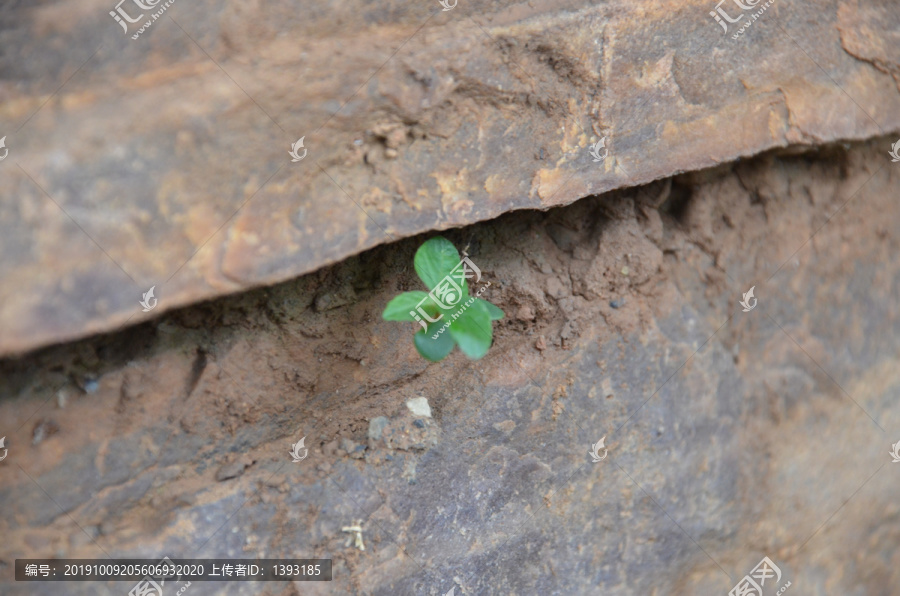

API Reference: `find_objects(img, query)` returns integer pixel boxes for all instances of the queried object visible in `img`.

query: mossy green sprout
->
[382,237,504,362]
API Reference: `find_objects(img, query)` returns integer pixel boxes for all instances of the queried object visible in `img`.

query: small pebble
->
[368,417,389,441]
[215,459,249,481]
[33,420,60,445]
[413,419,426,429]
[323,439,339,456]
[610,298,625,309]
[340,438,357,454]
[83,378,99,394]
[406,397,432,418]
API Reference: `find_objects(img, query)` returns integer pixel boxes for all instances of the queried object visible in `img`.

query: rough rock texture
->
[1,138,898,594]
[2,0,900,356]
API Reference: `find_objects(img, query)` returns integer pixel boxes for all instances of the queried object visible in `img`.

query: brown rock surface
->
[2,0,900,356]
[1,138,898,594]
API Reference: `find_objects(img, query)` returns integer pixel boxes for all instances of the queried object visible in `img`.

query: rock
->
[323,440,340,457]
[264,475,285,488]
[32,420,59,446]
[340,438,357,455]
[405,397,432,418]
[2,138,899,594]
[2,1,899,357]
[368,417,389,442]
[215,458,252,482]
[516,305,536,321]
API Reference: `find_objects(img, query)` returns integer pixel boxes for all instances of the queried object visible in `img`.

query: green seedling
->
[382,237,504,362]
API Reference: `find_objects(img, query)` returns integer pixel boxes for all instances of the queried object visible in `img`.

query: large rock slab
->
[1,0,900,356]
[1,138,898,594]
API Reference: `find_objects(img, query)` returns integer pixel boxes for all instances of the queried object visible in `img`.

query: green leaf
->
[414,237,460,290]
[449,301,493,359]
[414,320,456,362]
[381,237,500,363]
[382,291,435,321]
[477,298,505,321]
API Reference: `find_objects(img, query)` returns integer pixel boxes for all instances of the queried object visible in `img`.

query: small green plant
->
[382,237,504,362]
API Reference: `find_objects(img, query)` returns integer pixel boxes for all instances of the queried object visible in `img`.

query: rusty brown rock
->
[1,0,899,356]
[1,138,898,593]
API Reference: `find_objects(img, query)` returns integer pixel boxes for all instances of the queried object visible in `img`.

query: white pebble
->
[406,397,432,418]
